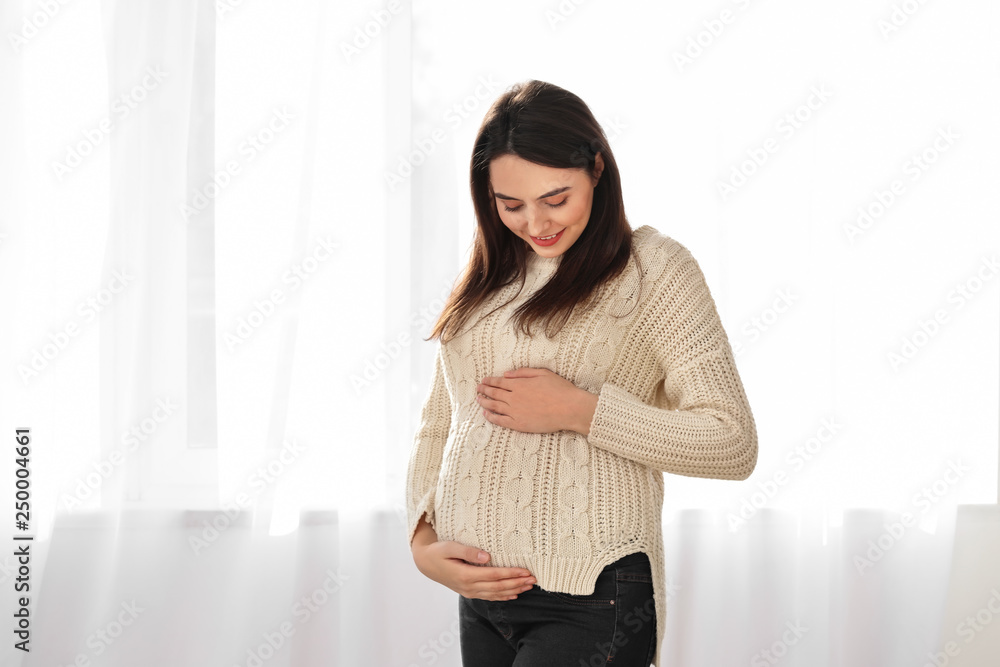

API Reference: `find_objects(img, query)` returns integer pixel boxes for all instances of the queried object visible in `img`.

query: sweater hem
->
[483,548,650,595]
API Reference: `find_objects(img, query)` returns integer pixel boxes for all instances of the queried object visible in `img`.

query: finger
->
[463,566,535,587]
[457,551,489,565]
[445,543,493,565]
[479,379,511,396]
[481,408,506,426]
[476,573,536,589]
[470,578,536,601]
[444,544,531,576]
[456,566,534,597]
[477,397,508,419]
[485,567,534,580]
[455,558,532,581]
[478,572,537,593]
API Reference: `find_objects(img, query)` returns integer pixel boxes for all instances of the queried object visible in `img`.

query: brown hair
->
[426,79,639,343]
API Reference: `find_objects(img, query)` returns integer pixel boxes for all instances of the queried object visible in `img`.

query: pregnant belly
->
[436,414,544,553]
[435,411,494,546]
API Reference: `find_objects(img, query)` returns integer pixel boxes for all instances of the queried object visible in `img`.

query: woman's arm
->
[577,245,758,481]
[410,512,437,549]
[405,344,453,548]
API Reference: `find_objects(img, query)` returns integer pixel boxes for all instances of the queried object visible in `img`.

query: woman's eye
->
[502,198,567,213]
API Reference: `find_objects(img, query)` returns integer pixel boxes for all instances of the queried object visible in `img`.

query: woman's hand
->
[411,515,536,601]
[476,368,599,435]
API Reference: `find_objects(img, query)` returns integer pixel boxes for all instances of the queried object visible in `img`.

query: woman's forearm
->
[411,512,438,549]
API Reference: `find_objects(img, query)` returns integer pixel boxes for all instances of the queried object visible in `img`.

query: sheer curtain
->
[1,0,998,666]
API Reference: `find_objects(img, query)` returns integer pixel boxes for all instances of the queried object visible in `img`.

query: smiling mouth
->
[531,230,563,241]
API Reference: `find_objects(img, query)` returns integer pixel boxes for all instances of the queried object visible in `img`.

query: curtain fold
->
[97,0,215,511]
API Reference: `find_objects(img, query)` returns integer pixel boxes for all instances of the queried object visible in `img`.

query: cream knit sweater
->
[405,224,757,667]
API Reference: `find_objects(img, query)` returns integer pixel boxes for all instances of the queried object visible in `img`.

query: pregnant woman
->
[405,79,758,667]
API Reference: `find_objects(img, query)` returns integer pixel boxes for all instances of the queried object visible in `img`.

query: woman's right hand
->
[411,514,536,601]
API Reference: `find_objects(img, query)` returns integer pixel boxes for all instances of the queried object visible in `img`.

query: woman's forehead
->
[489,155,582,196]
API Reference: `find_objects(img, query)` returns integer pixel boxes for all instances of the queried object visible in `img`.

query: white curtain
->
[1,0,998,665]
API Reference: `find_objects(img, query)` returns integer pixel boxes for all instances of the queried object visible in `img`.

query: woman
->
[405,79,758,667]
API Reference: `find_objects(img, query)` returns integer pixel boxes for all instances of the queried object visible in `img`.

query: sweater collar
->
[526,249,561,278]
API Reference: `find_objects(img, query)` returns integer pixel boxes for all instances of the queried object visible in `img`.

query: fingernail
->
[478,551,488,561]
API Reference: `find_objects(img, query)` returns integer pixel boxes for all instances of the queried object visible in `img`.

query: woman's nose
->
[525,207,546,232]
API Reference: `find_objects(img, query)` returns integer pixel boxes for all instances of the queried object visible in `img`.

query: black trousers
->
[458,551,656,666]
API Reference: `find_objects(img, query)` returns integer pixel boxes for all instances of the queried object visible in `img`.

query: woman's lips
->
[531,228,564,246]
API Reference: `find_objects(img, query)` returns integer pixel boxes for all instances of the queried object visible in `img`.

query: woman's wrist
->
[570,388,599,437]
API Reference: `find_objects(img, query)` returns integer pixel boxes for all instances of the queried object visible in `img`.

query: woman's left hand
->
[476,368,598,435]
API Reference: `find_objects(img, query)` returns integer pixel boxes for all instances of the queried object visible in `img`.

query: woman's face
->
[488,153,604,257]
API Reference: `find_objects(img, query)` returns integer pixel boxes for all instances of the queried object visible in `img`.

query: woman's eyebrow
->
[493,186,571,201]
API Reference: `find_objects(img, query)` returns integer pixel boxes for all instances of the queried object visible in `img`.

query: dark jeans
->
[458,551,656,667]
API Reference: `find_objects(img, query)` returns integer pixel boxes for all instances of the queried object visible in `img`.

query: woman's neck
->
[526,250,561,277]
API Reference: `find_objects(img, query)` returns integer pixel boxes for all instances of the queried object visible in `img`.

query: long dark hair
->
[427,79,640,343]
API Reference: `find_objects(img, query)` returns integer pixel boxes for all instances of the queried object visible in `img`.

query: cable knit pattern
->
[404,225,758,667]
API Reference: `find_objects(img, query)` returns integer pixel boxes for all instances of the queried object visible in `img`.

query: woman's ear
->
[592,152,605,185]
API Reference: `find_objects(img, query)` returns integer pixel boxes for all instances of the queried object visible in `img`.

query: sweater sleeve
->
[584,246,758,480]
[404,343,453,547]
